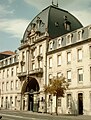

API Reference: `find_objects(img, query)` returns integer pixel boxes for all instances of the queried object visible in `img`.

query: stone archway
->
[21,77,40,112]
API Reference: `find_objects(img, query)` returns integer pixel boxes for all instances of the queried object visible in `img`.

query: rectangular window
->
[11,68,14,76]
[78,68,83,81]
[67,70,71,82]
[39,60,42,68]
[22,52,25,61]
[7,69,9,78]
[15,96,17,107]
[32,63,35,70]
[3,70,5,79]
[67,52,71,64]
[49,57,52,68]
[39,45,42,54]
[67,94,72,108]
[90,67,91,81]
[10,58,12,64]
[49,74,52,84]
[6,81,9,91]
[16,66,19,75]
[57,55,61,66]
[32,49,35,59]
[15,80,18,90]
[89,46,91,59]
[58,98,61,107]
[2,82,4,91]
[11,81,13,90]
[78,49,82,61]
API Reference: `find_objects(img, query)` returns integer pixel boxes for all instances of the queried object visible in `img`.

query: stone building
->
[0,4,91,115]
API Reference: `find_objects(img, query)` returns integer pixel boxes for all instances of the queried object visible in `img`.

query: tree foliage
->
[44,76,69,97]
[44,75,69,115]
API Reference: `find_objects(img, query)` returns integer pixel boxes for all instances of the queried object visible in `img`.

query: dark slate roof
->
[23,5,83,41]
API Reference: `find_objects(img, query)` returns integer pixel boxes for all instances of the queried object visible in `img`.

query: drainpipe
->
[44,33,49,113]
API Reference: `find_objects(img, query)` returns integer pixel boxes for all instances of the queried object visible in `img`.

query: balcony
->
[29,68,43,75]
[17,71,27,78]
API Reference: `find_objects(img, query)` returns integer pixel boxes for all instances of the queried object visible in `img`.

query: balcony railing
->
[17,71,27,78]
[29,68,43,75]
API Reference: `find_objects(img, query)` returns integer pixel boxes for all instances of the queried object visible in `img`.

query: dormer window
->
[57,37,62,47]
[77,30,83,41]
[49,41,53,50]
[36,17,42,29]
[66,34,72,45]
[64,16,71,31]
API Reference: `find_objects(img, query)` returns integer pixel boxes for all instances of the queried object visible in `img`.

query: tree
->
[44,75,69,115]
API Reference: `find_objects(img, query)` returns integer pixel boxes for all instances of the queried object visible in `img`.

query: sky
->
[0,0,91,52]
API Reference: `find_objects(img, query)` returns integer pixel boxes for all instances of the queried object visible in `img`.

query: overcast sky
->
[0,0,91,52]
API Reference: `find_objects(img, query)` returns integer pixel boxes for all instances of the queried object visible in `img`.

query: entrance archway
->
[21,77,40,112]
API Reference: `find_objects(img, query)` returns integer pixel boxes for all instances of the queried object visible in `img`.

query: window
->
[16,66,19,74]
[58,98,61,107]
[57,72,62,78]
[90,67,91,81]
[7,69,9,78]
[10,58,12,64]
[6,81,9,91]
[2,70,5,79]
[89,46,91,59]
[32,63,35,70]
[57,55,61,66]
[11,81,13,90]
[67,52,71,64]
[58,38,62,47]
[5,60,8,65]
[67,70,71,82]
[1,97,3,107]
[11,68,14,76]
[32,49,35,59]
[10,97,13,108]
[67,94,72,108]
[49,74,52,84]
[39,45,42,54]
[49,42,53,50]
[77,30,83,41]
[39,60,42,68]
[15,80,18,90]
[15,96,17,107]
[49,57,52,68]
[78,49,82,61]
[22,52,25,61]
[78,68,83,81]
[67,35,72,45]
[14,56,17,62]
[2,82,4,91]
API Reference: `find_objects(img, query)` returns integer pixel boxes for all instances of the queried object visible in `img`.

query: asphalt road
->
[0,110,91,120]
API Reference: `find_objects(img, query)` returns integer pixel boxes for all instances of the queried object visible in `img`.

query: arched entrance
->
[21,77,40,112]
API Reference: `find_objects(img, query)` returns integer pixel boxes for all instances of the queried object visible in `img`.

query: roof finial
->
[52,0,58,7]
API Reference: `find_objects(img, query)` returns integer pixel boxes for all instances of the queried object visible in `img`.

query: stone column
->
[24,94,29,111]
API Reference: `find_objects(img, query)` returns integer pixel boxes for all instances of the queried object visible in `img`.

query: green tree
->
[44,75,69,115]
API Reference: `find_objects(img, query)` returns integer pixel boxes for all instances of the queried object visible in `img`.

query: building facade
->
[0,5,91,115]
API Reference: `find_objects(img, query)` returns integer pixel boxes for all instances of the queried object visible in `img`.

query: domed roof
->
[23,5,83,41]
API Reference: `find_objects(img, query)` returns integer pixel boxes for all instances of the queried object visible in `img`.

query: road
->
[0,110,91,120]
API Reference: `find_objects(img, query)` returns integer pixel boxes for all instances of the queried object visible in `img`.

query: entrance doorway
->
[28,94,33,111]
[21,77,40,112]
[78,93,83,115]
